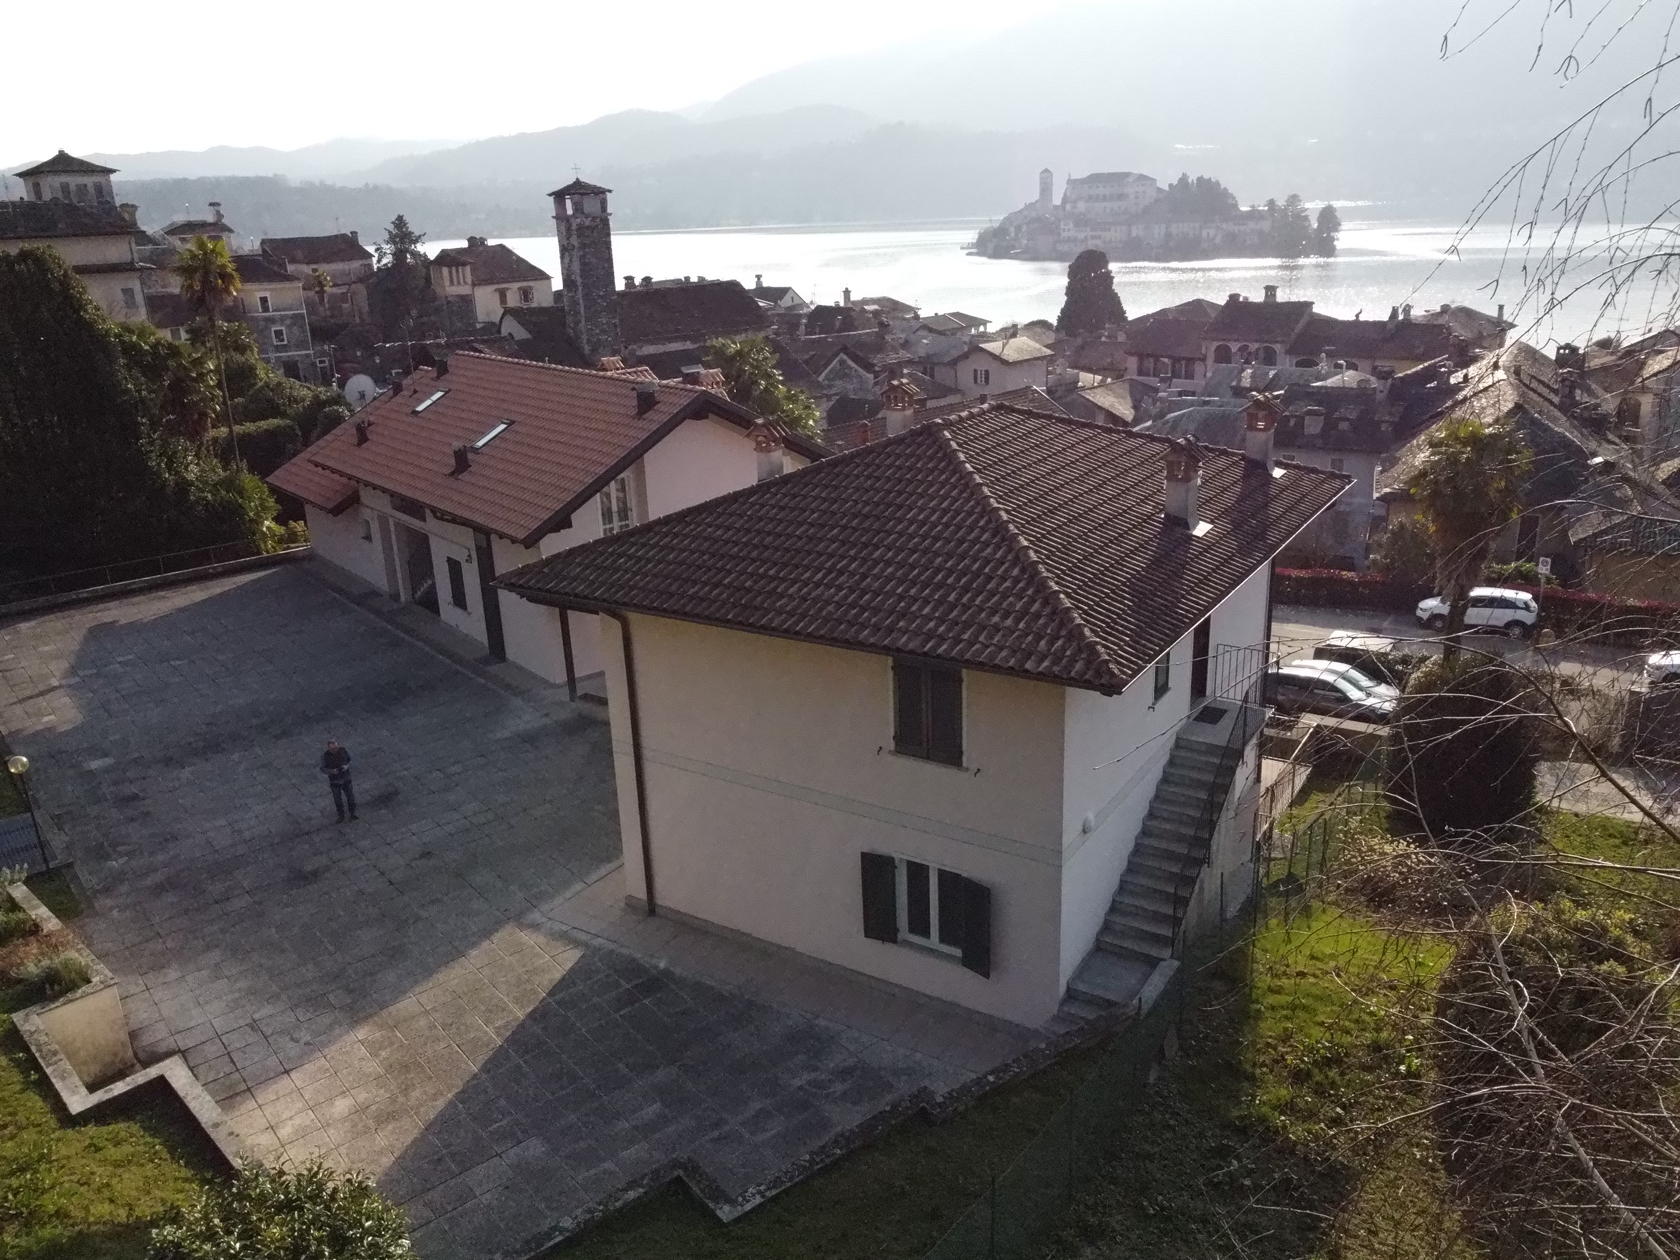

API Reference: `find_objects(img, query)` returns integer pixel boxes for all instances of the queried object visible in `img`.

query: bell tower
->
[551,177,621,364]
[1038,167,1054,210]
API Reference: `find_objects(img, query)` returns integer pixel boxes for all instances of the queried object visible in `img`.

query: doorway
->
[396,524,438,615]
[1190,617,1211,702]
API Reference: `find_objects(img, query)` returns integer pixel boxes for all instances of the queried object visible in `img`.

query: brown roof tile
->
[268,459,358,514]
[430,242,550,285]
[1204,295,1315,344]
[620,279,766,347]
[260,233,373,266]
[499,402,1348,692]
[267,352,823,545]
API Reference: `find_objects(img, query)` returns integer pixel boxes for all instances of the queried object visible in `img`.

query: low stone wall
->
[0,546,310,620]
[5,882,244,1171]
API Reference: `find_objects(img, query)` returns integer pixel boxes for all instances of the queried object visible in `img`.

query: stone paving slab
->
[0,567,1039,1260]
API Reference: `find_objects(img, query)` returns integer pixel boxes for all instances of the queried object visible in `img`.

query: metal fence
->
[918,755,1377,1260]
[0,540,264,604]
[0,811,52,876]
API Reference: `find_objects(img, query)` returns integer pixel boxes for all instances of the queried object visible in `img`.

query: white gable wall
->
[604,613,1070,1027]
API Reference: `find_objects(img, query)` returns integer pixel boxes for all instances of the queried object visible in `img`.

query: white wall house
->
[940,337,1053,398]
[2,151,149,322]
[268,353,824,695]
[429,238,553,328]
[501,403,1348,1028]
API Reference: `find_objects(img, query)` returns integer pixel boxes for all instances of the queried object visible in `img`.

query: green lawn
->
[549,1044,1102,1259]
[1,912,215,1258]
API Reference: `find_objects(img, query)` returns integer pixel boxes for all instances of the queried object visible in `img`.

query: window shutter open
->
[927,668,963,765]
[860,852,898,943]
[958,877,992,977]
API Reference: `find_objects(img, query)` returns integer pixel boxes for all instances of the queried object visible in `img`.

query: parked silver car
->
[1264,659,1399,723]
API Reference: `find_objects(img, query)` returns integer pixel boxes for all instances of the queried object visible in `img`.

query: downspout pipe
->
[601,609,655,916]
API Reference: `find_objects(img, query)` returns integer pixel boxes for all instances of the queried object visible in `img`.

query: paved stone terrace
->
[0,567,1037,1258]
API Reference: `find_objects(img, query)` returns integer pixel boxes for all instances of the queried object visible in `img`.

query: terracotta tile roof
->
[498,305,590,367]
[267,352,824,545]
[549,177,610,197]
[232,253,296,286]
[0,199,134,241]
[14,150,118,177]
[1123,315,1209,360]
[268,459,358,514]
[431,241,550,286]
[500,402,1348,693]
[620,279,766,347]
[974,336,1052,364]
[163,219,235,237]
[803,304,866,336]
[1288,314,1453,363]
[260,233,372,266]
[1204,295,1315,344]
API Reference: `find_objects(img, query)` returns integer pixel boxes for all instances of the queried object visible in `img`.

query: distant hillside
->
[361,105,878,186]
[15,137,448,182]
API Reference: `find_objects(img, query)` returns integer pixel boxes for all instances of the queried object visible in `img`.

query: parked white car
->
[1645,651,1680,687]
[1415,587,1539,638]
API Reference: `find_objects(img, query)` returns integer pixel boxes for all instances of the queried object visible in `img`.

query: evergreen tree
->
[0,247,276,577]
[1268,194,1315,259]
[1056,249,1127,336]
[369,214,432,339]
[1312,203,1342,257]
[703,335,821,434]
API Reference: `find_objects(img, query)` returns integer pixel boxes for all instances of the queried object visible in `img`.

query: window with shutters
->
[892,659,963,766]
[859,851,992,977]
[1152,648,1171,705]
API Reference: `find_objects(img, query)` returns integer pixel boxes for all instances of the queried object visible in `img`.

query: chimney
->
[467,235,487,248]
[349,229,359,243]
[1374,365,1395,404]
[640,276,652,288]
[882,377,921,435]
[1263,284,1278,304]
[451,444,471,475]
[1227,291,1242,303]
[842,286,852,307]
[354,418,370,446]
[635,382,659,415]
[1401,302,1413,322]
[751,422,787,481]
[117,202,138,226]
[209,201,223,224]
[755,273,763,288]
[624,274,635,291]
[1163,438,1202,530]
[1386,305,1400,333]
[1244,396,1277,470]
[1496,302,1506,324]
[435,356,449,378]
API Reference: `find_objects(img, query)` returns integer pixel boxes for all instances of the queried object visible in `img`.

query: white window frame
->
[271,326,288,347]
[519,286,534,305]
[598,474,636,535]
[893,855,963,956]
[257,293,272,313]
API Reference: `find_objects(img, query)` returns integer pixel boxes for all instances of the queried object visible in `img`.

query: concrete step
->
[1044,993,1110,1034]
[1153,783,1216,811]
[1148,797,1212,826]
[1113,883,1179,916]
[1140,813,1207,843]
[1106,902,1175,935]
[1122,864,1199,898]
[1103,916,1174,950]
[1068,947,1156,1005]
[1096,931,1173,964]
[1102,907,1169,947]
[1133,838,1205,869]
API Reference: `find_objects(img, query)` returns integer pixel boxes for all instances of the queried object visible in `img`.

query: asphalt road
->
[1271,603,1649,684]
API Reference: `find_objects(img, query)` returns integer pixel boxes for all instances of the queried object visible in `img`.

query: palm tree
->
[1408,417,1530,661]
[174,236,243,465]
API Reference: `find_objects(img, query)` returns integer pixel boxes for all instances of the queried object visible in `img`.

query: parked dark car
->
[1310,631,1413,689]
[1264,660,1398,724]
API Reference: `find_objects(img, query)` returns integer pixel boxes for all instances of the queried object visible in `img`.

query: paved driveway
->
[0,567,1022,1258]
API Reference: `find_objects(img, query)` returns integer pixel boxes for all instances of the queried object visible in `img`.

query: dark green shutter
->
[860,852,898,943]
[928,668,963,765]
[958,877,992,977]
[892,660,924,756]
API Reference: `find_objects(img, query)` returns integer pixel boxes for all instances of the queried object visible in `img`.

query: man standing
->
[320,739,357,822]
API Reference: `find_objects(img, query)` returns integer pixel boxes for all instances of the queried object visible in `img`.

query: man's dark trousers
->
[331,777,356,820]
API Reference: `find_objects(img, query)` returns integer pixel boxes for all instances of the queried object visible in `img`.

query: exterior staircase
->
[1048,723,1244,1033]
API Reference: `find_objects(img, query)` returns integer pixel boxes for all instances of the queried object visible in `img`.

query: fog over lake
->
[432,215,1677,349]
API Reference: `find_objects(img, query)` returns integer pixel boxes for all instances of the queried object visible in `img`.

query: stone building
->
[2,150,151,321]
[553,178,620,364]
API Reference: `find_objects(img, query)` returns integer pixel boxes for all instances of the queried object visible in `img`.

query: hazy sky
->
[4,0,1051,161]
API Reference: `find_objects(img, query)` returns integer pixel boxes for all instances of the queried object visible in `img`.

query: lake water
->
[431,215,1678,347]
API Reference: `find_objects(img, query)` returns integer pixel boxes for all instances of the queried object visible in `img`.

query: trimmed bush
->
[1273,567,1430,612]
[214,418,302,478]
[1384,656,1541,846]
[0,905,34,945]
[147,1160,411,1259]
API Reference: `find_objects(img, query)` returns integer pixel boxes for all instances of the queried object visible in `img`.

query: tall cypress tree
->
[1056,249,1128,336]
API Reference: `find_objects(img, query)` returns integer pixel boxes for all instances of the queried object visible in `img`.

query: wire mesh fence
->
[0,539,267,605]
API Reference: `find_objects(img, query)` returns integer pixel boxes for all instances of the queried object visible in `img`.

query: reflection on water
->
[432,215,1678,347]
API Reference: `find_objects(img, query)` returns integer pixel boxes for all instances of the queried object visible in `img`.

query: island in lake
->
[974,169,1339,264]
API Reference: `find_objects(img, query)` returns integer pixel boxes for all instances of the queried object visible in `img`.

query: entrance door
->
[1190,617,1211,702]
[396,524,439,615]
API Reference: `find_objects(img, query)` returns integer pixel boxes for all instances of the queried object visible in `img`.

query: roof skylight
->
[471,420,512,450]
[412,389,448,413]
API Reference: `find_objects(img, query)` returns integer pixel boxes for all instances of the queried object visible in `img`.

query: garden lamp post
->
[6,754,50,871]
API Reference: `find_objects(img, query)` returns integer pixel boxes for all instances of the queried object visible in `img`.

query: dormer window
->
[413,389,448,413]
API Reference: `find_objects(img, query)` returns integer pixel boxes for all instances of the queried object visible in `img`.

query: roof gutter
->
[602,609,656,917]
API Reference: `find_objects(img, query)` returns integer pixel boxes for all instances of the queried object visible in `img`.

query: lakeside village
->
[4,148,1680,1260]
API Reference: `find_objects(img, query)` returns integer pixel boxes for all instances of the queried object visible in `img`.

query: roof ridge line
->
[449,351,708,392]
[929,424,1122,689]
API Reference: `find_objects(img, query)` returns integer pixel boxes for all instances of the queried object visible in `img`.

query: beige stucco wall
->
[1056,564,1271,983]
[304,503,388,594]
[605,613,1069,1026]
[951,349,1049,399]
[36,982,135,1088]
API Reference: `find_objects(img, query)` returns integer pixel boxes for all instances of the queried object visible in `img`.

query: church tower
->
[551,178,621,364]
[1038,167,1054,211]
